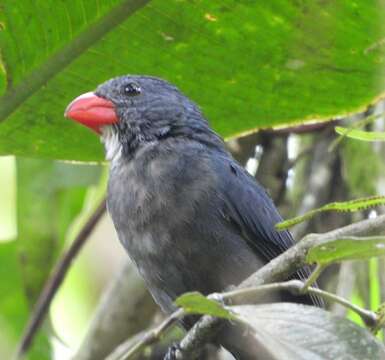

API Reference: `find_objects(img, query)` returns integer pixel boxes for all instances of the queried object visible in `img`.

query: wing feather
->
[215,157,323,307]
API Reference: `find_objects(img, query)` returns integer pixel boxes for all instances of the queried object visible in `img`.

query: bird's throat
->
[101,126,122,163]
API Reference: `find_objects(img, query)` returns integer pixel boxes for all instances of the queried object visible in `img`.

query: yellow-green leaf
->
[307,236,385,265]
[335,127,385,142]
[175,291,235,320]
[276,196,385,230]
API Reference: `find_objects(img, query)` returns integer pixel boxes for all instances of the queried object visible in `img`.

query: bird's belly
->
[116,219,265,314]
[108,184,265,313]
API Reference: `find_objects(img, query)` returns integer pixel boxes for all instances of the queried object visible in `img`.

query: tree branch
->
[16,197,107,358]
[110,309,185,360]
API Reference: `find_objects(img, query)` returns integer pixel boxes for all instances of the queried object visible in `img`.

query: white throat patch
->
[101,126,122,163]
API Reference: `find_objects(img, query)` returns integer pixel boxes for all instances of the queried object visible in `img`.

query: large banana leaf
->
[0,0,384,161]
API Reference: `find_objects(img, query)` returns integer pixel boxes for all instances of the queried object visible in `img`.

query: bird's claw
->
[209,292,225,305]
[164,343,181,360]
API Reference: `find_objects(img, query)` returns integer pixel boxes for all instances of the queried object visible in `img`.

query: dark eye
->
[123,83,141,96]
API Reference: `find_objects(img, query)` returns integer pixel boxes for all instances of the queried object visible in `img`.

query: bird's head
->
[65,75,221,161]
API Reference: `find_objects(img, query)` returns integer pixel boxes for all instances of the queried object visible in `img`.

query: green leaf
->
[175,291,235,320]
[1,1,385,160]
[276,196,385,230]
[230,303,385,360]
[335,127,385,142]
[329,113,382,151]
[306,236,385,266]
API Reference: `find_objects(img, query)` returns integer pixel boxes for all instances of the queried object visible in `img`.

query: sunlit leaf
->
[335,127,385,142]
[175,292,235,320]
[307,236,385,266]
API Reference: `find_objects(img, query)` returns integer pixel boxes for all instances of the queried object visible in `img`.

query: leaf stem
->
[301,264,325,293]
[107,308,185,360]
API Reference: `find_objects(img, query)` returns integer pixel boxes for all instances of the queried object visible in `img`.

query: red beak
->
[65,92,118,134]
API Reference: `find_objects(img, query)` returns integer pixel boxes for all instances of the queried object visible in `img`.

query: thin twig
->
[306,284,377,327]
[241,213,385,290]
[301,264,325,293]
[220,280,378,327]
[105,331,147,360]
[115,308,185,360]
[16,197,107,358]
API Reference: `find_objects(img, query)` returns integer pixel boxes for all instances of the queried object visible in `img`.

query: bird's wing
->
[216,158,294,261]
[214,156,323,306]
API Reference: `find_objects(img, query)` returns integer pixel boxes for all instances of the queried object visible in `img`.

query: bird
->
[65,75,321,359]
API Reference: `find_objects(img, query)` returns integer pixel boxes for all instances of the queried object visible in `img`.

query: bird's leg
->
[164,343,182,360]
[209,292,225,303]
[211,284,237,305]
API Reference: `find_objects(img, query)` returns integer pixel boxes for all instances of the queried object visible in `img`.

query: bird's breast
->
[107,145,218,255]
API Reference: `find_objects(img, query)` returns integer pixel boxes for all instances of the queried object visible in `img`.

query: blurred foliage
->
[51,181,110,350]
[16,159,101,304]
[0,241,50,360]
[342,138,381,197]
[0,1,385,160]
[0,156,16,241]
[0,158,103,358]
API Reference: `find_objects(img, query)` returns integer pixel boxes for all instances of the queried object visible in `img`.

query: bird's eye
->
[123,83,141,96]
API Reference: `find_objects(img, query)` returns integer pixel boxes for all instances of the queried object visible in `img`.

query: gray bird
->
[65,75,320,359]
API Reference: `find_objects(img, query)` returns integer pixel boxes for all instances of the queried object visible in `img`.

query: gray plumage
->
[95,75,320,358]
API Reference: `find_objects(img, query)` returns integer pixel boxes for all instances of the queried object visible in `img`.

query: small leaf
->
[175,292,235,320]
[329,113,381,151]
[307,236,385,266]
[276,196,385,230]
[230,303,385,360]
[335,127,385,142]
